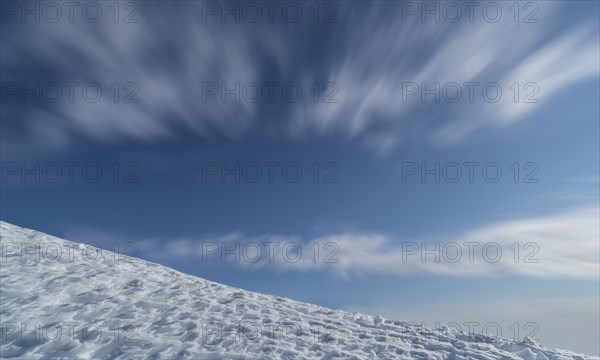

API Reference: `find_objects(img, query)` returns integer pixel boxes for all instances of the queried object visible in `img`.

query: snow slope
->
[0,221,596,360]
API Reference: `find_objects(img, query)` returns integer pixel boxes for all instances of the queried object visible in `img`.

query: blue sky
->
[1,0,599,355]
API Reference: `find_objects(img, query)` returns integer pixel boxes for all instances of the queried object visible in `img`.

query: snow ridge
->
[0,221,596,359]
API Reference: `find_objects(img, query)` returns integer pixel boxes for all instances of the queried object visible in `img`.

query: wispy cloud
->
[434,27,600,142]
[292,2,599,150]
[146,207,599,278]
[3,2,598,152]
[2,4,278,146]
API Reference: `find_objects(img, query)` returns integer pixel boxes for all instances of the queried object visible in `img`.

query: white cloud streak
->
[2,2,598,152]
[150,207,599,278]
[292,2,599,150]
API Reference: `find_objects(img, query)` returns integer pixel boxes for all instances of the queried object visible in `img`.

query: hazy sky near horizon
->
[1,0,599,355]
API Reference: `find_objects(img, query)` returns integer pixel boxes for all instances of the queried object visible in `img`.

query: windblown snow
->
[0,221,596,360]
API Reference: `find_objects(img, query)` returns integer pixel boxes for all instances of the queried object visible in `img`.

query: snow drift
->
[0,221,596,359]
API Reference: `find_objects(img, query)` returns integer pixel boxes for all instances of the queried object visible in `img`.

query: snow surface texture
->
[0,221,596,360]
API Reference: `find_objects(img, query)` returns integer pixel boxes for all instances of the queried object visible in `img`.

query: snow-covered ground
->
[0,221,596,360]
